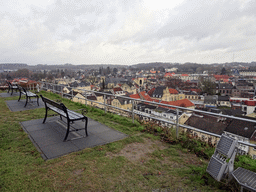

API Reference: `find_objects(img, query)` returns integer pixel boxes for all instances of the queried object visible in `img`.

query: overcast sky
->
[1,0,256,65]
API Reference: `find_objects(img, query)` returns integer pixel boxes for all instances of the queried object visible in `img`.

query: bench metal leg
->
[18,92,22,102]
[24,96,28,107]
[64,120,70,141]
[85,117,88,136]
[37,96,39,106]
[43,108,48,123]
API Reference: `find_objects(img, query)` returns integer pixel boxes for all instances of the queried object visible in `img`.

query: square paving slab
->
[0,92,20,97]
[5,99,44,111]
[20,116,128,160]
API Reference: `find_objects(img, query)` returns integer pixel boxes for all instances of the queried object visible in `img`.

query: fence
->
[39,81,256,149]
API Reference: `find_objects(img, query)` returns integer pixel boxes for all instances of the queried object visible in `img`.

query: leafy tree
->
[199,78,216,95]
[221,67,226,75]
[102,79,105,90]
[113,68,118,74]
[61,70,65,77]
[106,66,111,74]
[157,66,165,72]
[14,68,31,78]
[6,73,12,80]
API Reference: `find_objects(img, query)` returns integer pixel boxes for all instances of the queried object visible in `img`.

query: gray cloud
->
[0,0,256,65]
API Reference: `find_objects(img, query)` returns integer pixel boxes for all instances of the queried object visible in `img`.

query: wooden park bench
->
[207,134,256,192]
[7,81,19,95]
[40,95,88,141]
[18,85,39,107]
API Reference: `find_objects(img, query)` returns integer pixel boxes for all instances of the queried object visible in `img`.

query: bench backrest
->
[18,85,26,93]
[6,81,12,87]
[40,95,68,114]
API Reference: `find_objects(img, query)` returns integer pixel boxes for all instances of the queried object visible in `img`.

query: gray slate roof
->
[216,83,233,89]
[225,119,256,139]
[152,86,166,98]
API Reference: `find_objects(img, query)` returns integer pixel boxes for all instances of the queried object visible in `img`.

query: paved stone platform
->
[5,99,44,112]
[0,92,20,97]
[20,116,128,160]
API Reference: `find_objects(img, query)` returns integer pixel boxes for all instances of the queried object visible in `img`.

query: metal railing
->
[39,81,256,148]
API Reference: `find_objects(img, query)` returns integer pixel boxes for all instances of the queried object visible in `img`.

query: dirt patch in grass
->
[73,168,85,175]
[178,150,206,166]
[106,138,168,161]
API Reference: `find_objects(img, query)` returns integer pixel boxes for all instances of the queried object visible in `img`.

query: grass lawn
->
[0,91,229,191]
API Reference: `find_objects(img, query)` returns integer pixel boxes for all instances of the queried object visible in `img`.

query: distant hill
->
[131,62,173,70]
[0,63,28,70]
[1,61,256,73]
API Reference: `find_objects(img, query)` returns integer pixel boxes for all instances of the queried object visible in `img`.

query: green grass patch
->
[0,90,254,191]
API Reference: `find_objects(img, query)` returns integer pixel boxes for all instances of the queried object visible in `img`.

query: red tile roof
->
[139,91,151,100]
[164,72,173,77]
[160,99,195,108]
[113,87,122,91]
[213,75,231,80]
[169,88,178,94]
[148,88,155,97]
[190,89,201,93]
[181,74,189,76]
[129,93,140,99]
[243,100,256,106]
[113,87,123,93]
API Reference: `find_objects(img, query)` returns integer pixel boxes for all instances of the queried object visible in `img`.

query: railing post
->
[104,94,106,113]
[132,100,134,123]
[176,108,179,139]
[61,85,63,98]
[71,90,73,100]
